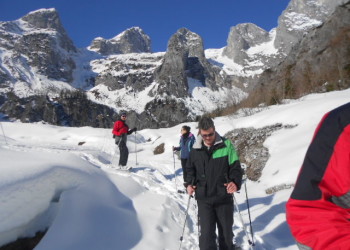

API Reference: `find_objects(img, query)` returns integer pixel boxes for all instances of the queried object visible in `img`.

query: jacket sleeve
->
[286,106,350,249]
[227,141,243,190]
[286,198,350,249]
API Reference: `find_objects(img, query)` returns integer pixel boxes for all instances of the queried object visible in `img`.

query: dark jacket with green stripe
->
[186,132,243,201]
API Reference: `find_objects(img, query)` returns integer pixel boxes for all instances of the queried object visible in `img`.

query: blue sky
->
[0,0,290,52]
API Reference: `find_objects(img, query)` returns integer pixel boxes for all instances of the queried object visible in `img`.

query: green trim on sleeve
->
[212,139,239,164]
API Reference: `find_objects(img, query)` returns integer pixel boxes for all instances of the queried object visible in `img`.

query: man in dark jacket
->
[286,102,350,249]
[112,112,136,169]
[186,116,242,250]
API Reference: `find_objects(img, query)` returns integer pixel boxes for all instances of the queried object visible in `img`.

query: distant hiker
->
[186,116,243,250]
[112,112,137,170]
[286,102,350,250]
[173,125,196,182]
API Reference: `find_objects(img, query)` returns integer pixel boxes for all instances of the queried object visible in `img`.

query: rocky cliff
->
[0,8,76,85]
[89,27,151,55]
[251,0,350,105]
[153,28,224,98]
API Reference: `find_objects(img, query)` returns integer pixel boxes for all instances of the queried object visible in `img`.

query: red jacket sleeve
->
[286,104,350,249]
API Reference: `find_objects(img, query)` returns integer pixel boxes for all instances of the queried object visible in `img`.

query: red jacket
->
[286,102,350,249]
[112,119,129,136]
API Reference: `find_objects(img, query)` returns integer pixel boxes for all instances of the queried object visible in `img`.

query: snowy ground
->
[0,88,349,250]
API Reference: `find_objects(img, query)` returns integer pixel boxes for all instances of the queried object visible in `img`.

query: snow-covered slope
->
[1,88,349,249]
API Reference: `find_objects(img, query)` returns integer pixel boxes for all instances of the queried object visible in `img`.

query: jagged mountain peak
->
[222,22,270,66]
[111,26,145,41]
[227,23,269,49]
[167,28,205,59]
[171,28,202,44]
[153,27,224,98]
[88,26,152,55]
[20,8,65,32]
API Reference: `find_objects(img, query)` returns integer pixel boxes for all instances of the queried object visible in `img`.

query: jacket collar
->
[193,131,222,149]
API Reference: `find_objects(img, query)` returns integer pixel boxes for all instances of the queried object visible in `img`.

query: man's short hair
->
[198,116,215,130]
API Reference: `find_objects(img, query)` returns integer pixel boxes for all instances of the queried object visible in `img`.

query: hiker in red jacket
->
[112,112,136,170]
[286,102,350,249]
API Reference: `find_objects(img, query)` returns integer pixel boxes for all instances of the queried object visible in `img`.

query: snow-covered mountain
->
[0,8,77,95]
[1,88,349,249]
[0,0,349,129]
[206,0,350,103]
[274,0,347,55]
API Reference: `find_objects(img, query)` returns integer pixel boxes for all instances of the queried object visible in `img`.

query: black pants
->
[181,158,188,182]
[197,197,234,250]
[118,140,129,166]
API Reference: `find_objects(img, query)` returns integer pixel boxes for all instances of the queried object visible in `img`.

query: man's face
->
[121,115,127,120]
[200,127,215,146]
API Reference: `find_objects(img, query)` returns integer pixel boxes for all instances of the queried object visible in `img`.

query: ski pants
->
[197,197,234,250]
[181,158,188,182]
[118,140,129,166]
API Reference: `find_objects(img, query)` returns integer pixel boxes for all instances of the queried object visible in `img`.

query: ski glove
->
[128,128,137,134]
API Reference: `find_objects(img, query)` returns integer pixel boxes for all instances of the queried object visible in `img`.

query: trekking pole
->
[244,172,255,246]
[179,194,192,250]
[135,131,138,165]
[225,173,253,249]
[233,194,254,249]
[0,122,8,145]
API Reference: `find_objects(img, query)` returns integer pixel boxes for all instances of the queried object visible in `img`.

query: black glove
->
[113,134,116,138]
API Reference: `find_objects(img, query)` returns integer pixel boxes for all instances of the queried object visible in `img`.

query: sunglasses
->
[201,132,215,138]
[121,115,127,118]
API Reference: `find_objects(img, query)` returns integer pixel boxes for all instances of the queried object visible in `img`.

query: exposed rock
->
[93,52,163,91]
[153,28,224,98]
[265,183,294,195]
[223,23,270,66]
[0,90,117,128]
[153,143,165,155]
[14,33,76,82]
[0,8,77,84]
[254,1,350,101]
[142,97,190,127]
[274,0,347,55]
[89,27,151,55]
[225,123,297,181]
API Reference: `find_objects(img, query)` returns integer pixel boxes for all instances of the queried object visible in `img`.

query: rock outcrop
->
[15,9,76,82]
[89,27,151,55]
[274,0,347,55]
[153,28,224,98]
[223,23,270,65]
[254,1,350,102]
